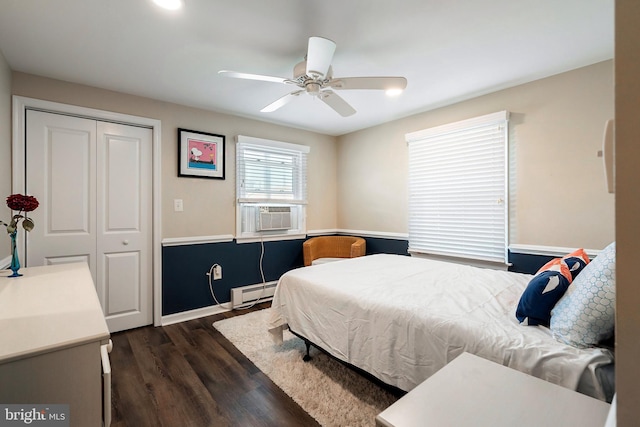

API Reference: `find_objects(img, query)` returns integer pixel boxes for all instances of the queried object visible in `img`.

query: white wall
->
[0,50,12,260]
[337,61,614,250]
[11,72,338,239]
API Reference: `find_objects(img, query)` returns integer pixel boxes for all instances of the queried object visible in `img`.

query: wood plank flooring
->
[110,303,320,427]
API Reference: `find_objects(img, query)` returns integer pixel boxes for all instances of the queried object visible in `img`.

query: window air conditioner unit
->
[256,206,292,231]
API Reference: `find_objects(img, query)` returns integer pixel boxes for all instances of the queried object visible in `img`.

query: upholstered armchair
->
[302,235,366,266]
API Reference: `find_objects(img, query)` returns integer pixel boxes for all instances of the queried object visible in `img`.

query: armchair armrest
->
[350,238,366,258]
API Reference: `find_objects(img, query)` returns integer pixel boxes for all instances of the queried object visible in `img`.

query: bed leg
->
[303,340,312,362]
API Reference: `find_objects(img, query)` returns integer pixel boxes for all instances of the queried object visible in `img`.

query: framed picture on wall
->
[178,128,226,179]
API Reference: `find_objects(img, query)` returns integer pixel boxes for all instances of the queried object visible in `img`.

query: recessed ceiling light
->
[386,88,404,97]
[152,0,183,10]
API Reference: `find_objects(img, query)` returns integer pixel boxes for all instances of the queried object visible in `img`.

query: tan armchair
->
[303,236,366,266]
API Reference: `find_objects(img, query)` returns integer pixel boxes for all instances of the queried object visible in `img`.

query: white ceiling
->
[0,0,613,136]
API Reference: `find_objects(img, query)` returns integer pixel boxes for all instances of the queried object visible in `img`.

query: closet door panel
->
[97,122,152,332]
[25,110,97,276]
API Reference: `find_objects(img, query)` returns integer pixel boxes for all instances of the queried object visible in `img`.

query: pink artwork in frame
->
[178,128,226,179]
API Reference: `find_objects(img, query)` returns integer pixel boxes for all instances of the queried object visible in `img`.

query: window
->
[236,135,309,240]
[405,111,509,265]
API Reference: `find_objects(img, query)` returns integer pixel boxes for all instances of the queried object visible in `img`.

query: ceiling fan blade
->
[306,37,336,78]
[261,90,304,113]
[218,70,292,84]
[327,76,407,91]
[319,90,356,117]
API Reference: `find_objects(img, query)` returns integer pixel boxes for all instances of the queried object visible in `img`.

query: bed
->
[268,254,615,402]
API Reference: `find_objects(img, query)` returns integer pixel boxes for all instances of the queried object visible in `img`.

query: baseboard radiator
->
[231,281,278,308]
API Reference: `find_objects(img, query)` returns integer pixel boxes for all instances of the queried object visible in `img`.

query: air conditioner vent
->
[256,206,292,231]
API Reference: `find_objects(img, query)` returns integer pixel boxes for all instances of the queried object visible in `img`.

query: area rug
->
[213,309,399,427]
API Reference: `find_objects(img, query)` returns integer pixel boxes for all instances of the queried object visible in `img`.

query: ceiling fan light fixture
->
[219,36,407,116]
[306,82,321,96]
[386,88,404,97]
[152,0,183,11]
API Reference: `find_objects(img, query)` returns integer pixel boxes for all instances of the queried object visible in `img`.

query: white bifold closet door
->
[25,110,152,333]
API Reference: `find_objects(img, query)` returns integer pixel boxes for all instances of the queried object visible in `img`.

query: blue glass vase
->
[9,230,22,278]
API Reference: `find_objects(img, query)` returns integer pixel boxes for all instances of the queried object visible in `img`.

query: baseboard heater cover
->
[231,281,278,308]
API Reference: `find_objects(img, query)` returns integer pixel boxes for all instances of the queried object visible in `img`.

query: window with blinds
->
[405,111,509,265]
[236,135,309,239]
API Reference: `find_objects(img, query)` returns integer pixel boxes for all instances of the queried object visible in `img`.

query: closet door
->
[96,122,152,332]
[25,110,152,332]
[26,111,97,274]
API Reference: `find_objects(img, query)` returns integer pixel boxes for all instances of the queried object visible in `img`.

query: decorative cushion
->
[536,248,590,281]
[562,248,590,280]
[516,258,572,326]
[550,242,616,348]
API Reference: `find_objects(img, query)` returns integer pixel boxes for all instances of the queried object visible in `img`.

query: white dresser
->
[0,263,112,427]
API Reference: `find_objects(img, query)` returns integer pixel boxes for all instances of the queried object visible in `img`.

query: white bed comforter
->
[268,254,614,399]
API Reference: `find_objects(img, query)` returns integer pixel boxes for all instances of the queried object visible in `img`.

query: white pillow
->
[550,242,616,348]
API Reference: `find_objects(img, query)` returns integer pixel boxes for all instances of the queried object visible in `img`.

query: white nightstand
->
[376,352,611,427]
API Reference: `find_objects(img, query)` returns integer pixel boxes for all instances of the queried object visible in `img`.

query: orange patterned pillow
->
[536,257,573,282]
[536,248,590,282]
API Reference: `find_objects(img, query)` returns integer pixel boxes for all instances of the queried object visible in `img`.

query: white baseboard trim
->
[509,244,601,258]
[161,303,231,326]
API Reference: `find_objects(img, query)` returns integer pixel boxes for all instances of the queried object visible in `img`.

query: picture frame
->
[178,128,226,179]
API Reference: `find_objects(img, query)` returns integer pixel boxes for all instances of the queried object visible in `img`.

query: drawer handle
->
[101,342,112,427]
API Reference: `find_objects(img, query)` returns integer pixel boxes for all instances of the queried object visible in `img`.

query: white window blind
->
[236,135,309,205]
[405,111,509,264]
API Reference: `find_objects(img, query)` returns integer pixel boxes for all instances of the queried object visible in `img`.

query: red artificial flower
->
[6,194,39,212]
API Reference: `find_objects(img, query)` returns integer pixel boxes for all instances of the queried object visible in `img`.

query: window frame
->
[235,135,309,242]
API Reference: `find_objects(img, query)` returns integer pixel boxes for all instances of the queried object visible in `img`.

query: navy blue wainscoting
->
[162,239,305,315]
[508,251,556,275]
[162,235,549,316]
[363,236,409,256]
[357,238,554,275]
[358,237,550,274]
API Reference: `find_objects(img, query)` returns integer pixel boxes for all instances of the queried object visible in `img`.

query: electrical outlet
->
[174,199,183,212]
[213,265,222,280]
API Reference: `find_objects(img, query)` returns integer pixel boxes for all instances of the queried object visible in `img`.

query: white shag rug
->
[213,309,399,427]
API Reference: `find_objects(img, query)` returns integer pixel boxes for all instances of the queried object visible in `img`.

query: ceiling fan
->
[219,36,407,117]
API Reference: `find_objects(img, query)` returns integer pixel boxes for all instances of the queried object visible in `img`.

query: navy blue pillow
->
[564,256,588,280]
[516,270,571,327]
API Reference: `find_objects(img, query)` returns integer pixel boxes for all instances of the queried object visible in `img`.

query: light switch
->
[174,199,183,212]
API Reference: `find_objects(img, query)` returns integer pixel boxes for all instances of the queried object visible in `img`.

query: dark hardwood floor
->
[110,303,320,427]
